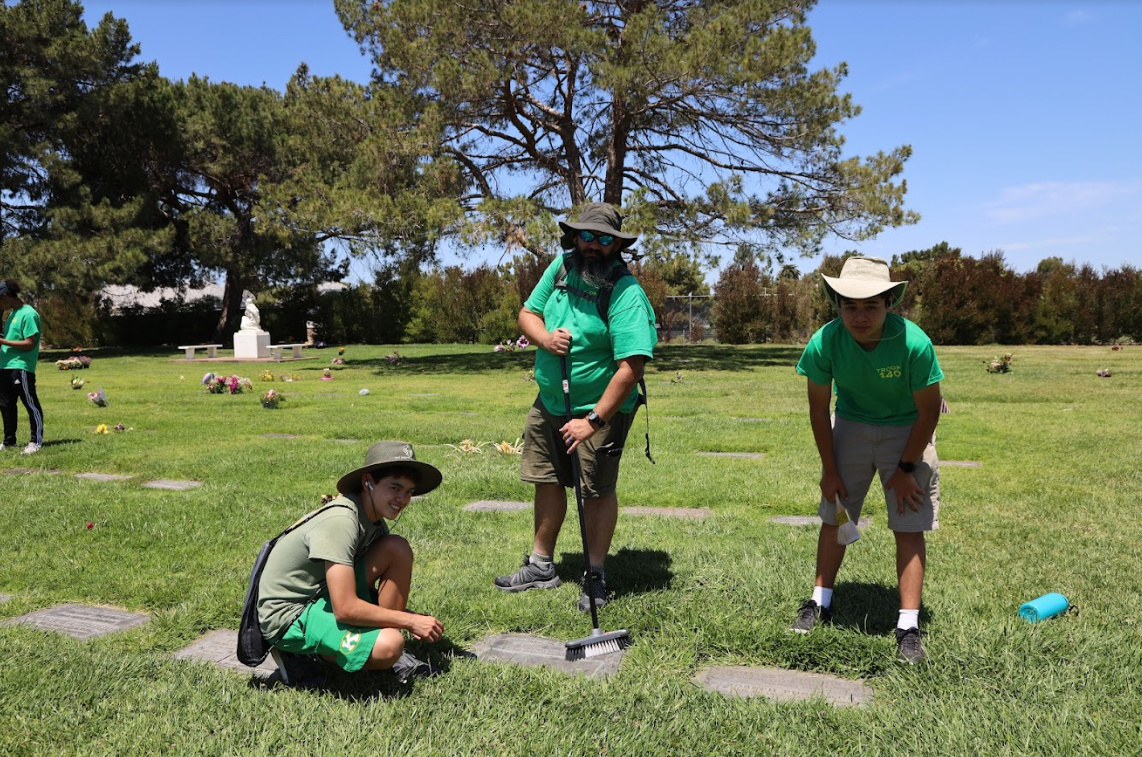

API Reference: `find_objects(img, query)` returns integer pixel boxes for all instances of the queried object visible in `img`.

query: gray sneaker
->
[270,649,328,688]
[389,650,441,683]
[494,555,561,592]
[791,599,832,634]
[894,627,926,664]
[577,571,608,613]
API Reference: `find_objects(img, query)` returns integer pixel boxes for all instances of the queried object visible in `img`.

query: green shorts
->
[818,415,940,533]
[274,561,380,672]
[520,396,636,499]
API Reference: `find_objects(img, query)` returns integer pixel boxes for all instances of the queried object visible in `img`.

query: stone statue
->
[239,292,262,332]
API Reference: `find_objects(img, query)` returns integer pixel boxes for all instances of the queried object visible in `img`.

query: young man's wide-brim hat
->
[336,440,442,496]
[821,257,907,309]
[558,201,638,251]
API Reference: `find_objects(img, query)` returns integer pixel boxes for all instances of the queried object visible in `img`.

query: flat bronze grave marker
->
[694,666,871,707]
[141,479,202,491]
[470,633,624,678]
[331,439,360,444]
[769,515,871,527]
[259,433,299,439]
[463,500,531,512]
[2,467,64,476]
[171,629,277,678]
[4,603,149,641]
[622,506,711,520]
[942,460,982,468]
[733,417,773,423]
[75,472,134,482]
[697,451,765,460]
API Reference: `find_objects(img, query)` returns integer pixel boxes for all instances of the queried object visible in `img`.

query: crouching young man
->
[792,257,944,664]
[257,441,445,686]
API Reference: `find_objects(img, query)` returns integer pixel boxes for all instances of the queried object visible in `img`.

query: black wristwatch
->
[586,411,606,429]
[898,460,917,474]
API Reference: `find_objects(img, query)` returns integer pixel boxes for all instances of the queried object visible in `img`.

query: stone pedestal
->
[233,331,270,359]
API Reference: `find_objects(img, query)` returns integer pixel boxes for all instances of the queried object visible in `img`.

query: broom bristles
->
[565,629,631,661]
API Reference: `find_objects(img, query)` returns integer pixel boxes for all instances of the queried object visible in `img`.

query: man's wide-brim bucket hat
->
[821,256,908,310]
[336,440,442,496]
[558,201,639,251]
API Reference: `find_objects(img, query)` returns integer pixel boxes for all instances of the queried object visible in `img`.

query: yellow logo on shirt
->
[877,365,902,379]
[340,632,361,653]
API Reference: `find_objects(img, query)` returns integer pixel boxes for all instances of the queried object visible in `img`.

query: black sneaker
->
[894,627,926,664]
[494,555,562,592]
[270,649,328,688]
[790,599,832,634]
[577,571,608,613]
[389,650,441,683]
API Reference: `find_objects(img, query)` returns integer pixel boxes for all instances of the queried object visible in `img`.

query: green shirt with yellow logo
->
[0,305,41,372]
[796,313,944,426]
[525,253,657,416]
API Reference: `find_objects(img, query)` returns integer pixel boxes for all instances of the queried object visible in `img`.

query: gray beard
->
[571,247,616,288]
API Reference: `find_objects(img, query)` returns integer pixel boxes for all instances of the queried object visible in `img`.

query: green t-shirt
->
[257,495,386,642]
[0,305,41,372]
[795,313,944,426]
[525,254,658,416]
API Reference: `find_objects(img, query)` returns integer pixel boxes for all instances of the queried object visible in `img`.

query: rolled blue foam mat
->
[1018,592,1070,623]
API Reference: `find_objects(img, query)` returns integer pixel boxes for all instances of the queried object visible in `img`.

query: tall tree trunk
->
[215,273,244,343]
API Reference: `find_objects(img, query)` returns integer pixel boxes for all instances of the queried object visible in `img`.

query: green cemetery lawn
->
[1,343,1139,756]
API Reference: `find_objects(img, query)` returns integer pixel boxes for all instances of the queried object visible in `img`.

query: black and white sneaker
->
[270,649,328,688]
[389,650,441,683]
[577,571,609,613]
[790,599,833,634]
[894,627,926,664]
[494,555,562,592]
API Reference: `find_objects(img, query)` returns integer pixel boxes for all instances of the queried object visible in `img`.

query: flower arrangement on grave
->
[523,370,535,382]
[985,354,1013,374]
[279,372,300,382]
[55,355,92,370]
[261,369,275,382]
[445,439,489,454]
[114,423,129,432]
[261,389,285,409]
[493,438,524,455]
[313,340,327,349]
[321,368,333,380]
[206,374,253,394]
[331,357,345,365]
[385,350,402,365]
[338,346,346,355]
[87,388,108,407]
[494,335,530,353]
[1097,368,1112,378]
[671,372,686,384]
[93,424,110,434]
[71,376,86,390]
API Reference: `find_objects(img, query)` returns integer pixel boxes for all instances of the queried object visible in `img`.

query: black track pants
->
[0,369,44,446]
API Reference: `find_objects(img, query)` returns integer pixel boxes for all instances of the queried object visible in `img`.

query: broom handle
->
[561,352,601,631]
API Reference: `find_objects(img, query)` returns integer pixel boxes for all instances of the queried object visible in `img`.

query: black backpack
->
[552,258,654,463]
[236,500,354,667]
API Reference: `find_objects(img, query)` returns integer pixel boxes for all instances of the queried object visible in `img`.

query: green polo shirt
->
[796,313,944,426]
[525,254,657,416]
[0,305,41,372]
[257,495,387,643]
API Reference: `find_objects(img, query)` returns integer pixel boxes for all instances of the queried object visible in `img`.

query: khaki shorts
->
[818,415,940,533]
[520,396,636,499]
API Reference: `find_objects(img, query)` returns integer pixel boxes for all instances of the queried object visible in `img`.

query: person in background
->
[0,279,44,455]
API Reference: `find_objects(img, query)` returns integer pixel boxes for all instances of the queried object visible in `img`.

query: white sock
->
[897,609,920,631]
[530,552,553,565]
[812,586,833,609]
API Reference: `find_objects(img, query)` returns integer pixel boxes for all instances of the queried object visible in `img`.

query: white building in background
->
[99,282,348,315]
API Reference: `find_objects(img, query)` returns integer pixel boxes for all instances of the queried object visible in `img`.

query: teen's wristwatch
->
[898,460,917,474]
[586,411,606,429]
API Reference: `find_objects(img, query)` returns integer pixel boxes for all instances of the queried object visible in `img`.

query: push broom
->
[560,352,631,661]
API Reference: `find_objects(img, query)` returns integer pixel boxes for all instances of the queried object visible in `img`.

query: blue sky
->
[80,0,1141,279]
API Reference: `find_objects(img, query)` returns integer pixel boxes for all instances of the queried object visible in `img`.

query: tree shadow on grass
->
[349,343,805,376]
[554,547,673,599]
[830,580,934,636]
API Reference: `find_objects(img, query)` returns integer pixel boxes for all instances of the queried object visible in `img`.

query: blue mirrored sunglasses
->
[578,229,616,246]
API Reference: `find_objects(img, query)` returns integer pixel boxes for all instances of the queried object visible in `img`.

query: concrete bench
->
[177,344,222,359]
[270,343,307,360]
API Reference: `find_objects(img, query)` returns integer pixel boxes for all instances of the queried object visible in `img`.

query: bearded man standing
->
[494,202,658,612]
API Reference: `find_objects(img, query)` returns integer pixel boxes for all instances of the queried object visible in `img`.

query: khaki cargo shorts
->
[817,415,941,533]
[520,396,636,499]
